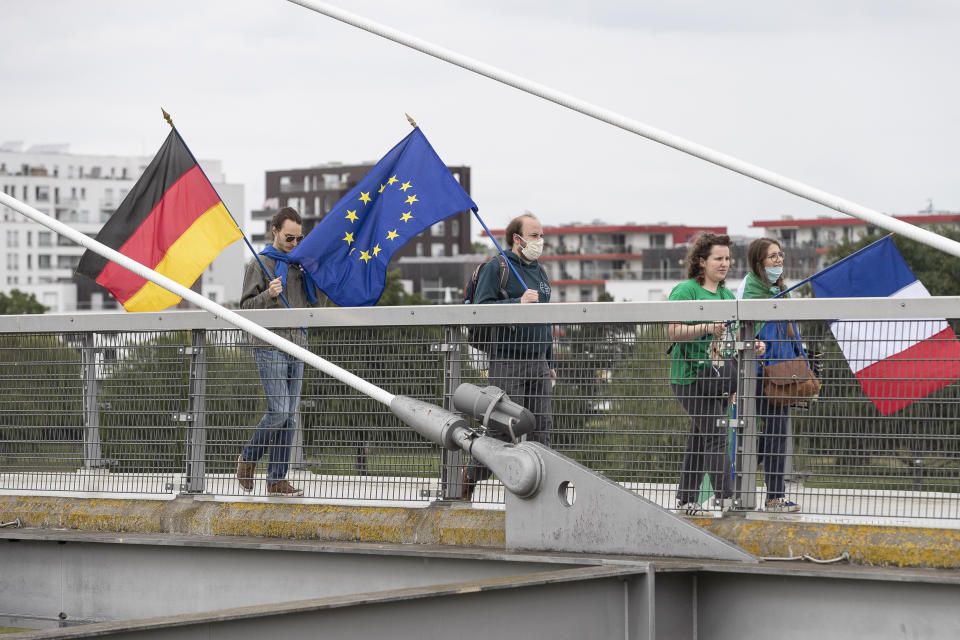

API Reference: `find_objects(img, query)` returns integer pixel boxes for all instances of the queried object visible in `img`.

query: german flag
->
[77,130,242,311]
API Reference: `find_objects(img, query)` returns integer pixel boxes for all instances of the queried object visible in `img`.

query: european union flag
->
[289,128,477,306]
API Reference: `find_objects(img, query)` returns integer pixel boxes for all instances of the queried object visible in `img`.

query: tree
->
[376,268,432,306]
[827,225,960,296]
[0,289,47,314]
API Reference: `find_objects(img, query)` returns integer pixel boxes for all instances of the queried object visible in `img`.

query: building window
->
[416,243,423,257]
[650,234,665,248]
[6,253,18,270]
[431,221,445,236]
[6,230,18,247]
[35,186,50,202]
[38,255,52,269]
[57,255,80,270]
[431,242,446,257]
[451,219,460,237]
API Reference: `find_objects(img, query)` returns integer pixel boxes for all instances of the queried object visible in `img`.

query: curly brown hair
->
[685,231,733,286]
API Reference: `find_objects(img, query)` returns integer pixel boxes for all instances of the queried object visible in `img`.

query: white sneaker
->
[765,498,801,513]
[676,502,707,516]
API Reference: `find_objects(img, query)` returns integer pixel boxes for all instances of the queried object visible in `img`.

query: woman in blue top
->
[741,238,802,513]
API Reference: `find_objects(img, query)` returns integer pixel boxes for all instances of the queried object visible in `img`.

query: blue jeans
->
[241,349,304,482]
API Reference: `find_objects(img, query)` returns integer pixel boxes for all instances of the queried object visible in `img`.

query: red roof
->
[551,279,606,286]
[752,214,960,228]
[540,253,642,261]
[481,224,727,246]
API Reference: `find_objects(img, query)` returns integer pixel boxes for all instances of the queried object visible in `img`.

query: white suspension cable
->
[0,192,395,407]
[288,0,960,259]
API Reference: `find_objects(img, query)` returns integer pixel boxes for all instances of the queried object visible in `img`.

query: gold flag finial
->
[161,108,174,128]
[405,113,418,128]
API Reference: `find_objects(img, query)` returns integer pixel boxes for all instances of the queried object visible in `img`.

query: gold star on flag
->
[387,175,399,185]
[343,231,354,245]
[345,210,359,223]
[359,192,372,205]
[372,244,382,257]
[399,181,412,192]
[400,211,413,223]
[359,250,372,263]
[386,229,399,240]
[405,194,418,205]
[378,184,385,193]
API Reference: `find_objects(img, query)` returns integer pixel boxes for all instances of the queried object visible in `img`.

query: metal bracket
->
[505,444,757,562]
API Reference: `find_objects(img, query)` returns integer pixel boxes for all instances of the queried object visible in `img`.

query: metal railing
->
[1,299,958,523]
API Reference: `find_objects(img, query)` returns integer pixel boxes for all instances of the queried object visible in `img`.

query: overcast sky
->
[4,1,959,237]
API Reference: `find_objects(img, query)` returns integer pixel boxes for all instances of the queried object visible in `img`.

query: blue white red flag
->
[809,235,960,415]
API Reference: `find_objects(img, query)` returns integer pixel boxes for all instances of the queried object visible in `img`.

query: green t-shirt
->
[668,279,735,385]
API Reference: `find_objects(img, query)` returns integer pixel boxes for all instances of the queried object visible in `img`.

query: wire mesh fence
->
[0,300,958,523]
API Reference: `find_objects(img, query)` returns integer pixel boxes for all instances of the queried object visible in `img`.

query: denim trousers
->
[755,378,791,501]
[241,349,304,482]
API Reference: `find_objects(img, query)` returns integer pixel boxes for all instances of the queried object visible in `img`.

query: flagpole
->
[287,0,960,261]
[160,108,296,311]
[472,211,526,285]
[774,234,893,298]
[0,191,392,406]
[403,112,525,286]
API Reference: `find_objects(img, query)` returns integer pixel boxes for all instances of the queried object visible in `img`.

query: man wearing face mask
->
[461,213,555,501]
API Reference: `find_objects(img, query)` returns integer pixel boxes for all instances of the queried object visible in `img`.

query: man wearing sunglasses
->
[236,207,325,497]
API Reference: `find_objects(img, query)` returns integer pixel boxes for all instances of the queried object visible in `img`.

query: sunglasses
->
[284,234,305,243]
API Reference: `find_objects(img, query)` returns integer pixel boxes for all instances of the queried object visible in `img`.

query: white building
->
[0,141,246,312]
[484,222,729,302]
[752,211,960,251]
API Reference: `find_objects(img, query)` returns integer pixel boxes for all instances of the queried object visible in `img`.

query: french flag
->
[809,235,960,415]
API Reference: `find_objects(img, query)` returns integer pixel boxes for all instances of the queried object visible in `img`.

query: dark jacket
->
[240,255,326,348]
[474,251,553,364]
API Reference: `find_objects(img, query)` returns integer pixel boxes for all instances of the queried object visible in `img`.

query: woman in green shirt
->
[667,232,760,514]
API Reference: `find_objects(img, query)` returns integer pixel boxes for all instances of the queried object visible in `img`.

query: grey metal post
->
[184,330,208,493]
[81,332,103,469]
[289,403,306,470]
[735,321,759,510]
[784,415,794,482]
[439,326,464,501]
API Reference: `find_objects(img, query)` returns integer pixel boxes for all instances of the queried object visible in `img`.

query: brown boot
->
[236,456,255,492]
[266,480,304,497]
[460,469,475,501]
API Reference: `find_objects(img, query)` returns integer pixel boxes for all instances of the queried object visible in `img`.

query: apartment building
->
[484,222,730,302]
[0,142,245,311]
[751,209,960,273]
[252,163,473,259]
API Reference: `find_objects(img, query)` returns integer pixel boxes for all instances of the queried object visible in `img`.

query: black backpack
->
[463,254,509,351]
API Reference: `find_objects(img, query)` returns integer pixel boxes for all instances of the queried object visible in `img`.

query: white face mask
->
[518,237,544,261]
